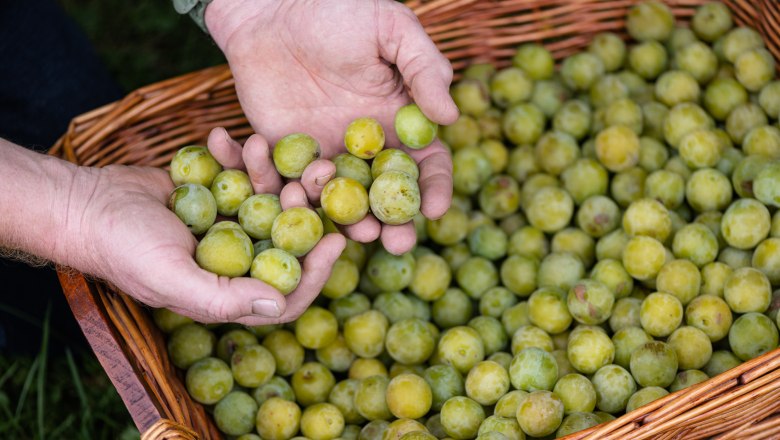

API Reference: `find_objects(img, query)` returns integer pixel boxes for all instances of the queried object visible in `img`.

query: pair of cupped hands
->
[69,0,458,326]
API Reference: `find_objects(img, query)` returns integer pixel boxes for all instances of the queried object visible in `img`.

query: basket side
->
[410,0,780,77]
[49,1,780,439]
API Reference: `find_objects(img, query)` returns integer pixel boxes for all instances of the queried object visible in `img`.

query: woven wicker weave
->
[50,1,780,439]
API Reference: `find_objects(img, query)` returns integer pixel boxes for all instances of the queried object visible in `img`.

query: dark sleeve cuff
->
[172,0,214,34]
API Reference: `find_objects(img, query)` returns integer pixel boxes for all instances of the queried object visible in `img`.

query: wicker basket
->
[50,1,780,439]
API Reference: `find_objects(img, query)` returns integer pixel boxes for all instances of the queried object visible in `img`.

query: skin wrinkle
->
[57,161,81,265]
[281,37,337,106]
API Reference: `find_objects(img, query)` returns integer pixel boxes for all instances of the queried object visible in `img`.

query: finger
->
[340,213,382,243]
[159,257,287,324]
[278,233,346,321]
[207,127,246,170]
[380,222,417,255]
[243,134,283,194]
[300,159,336,204]
[406,140,453,220]
[280,182,312,209]
[379,4,459,125]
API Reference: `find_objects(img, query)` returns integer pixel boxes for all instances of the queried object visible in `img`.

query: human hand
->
[205,0,459,254]
[64,155,344,326]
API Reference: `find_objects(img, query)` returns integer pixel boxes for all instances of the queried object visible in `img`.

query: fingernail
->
[222,127,232,144]
[315,174,333,186]
[252,299,281,317]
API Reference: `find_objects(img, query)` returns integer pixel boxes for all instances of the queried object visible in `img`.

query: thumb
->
[379,3,459,125]
[163,257,288,325]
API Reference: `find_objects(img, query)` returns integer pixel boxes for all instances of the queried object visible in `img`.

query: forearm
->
[0,139,88,266]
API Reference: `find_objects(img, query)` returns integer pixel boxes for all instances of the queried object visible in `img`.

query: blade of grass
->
[0,361,19,389]
[65,348,92,437]
[36,303,51,440]
[0,392,23,436]
[12,354,38,440]
[47,413,75,439]
[14,355,39,420]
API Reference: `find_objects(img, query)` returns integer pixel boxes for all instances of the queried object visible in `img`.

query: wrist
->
[56,165,102,272]
[205,0,277,52]
[0,140,91,267]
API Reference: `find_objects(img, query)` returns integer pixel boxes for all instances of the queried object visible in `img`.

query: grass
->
[0,302,139,440]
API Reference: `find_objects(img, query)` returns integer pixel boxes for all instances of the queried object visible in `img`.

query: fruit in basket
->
[262,330,305,376]
[743,125,780,159]
[691,2,733,42]
[591,364,637,413]
[256,397,301,440]
[735,48,776,92]
[721,199,770,250]
[561,53,605,91]
[169,183,217,235]
[723,267,771,313]
[252,376,295,406]
[214,391,259,436]
[722,27,765,63]
[626,386,669,413]
[556,411,601,438]
[626,0,674,42]
[508,346,557,392]
[386,373,433,419]
[169,145,223,187]
[667,326,712,370]
[185,357,234,405]
[595,125,640,172]
[167,323,216,369]
[155,3,780,438]
[439,396,485,440]
[231,344,276,388]
[567,279,614,325]
[300,403,345,440]
[656,71,701,108]
[291,362,336,407]
[216,328,258,362]
[512,43,555,80]
[464,360,509,405]
[553,373,597,414]
[490,67,533,109]
[630,341,678,387]
[502,103,545,145]
[628,41,667,80]
[451,79,491,117]
[516,390,564,437]
[152,308,193,333]
[729,312,779,361]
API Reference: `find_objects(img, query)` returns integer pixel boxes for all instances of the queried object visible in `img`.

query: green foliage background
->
[58,0,226,93]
